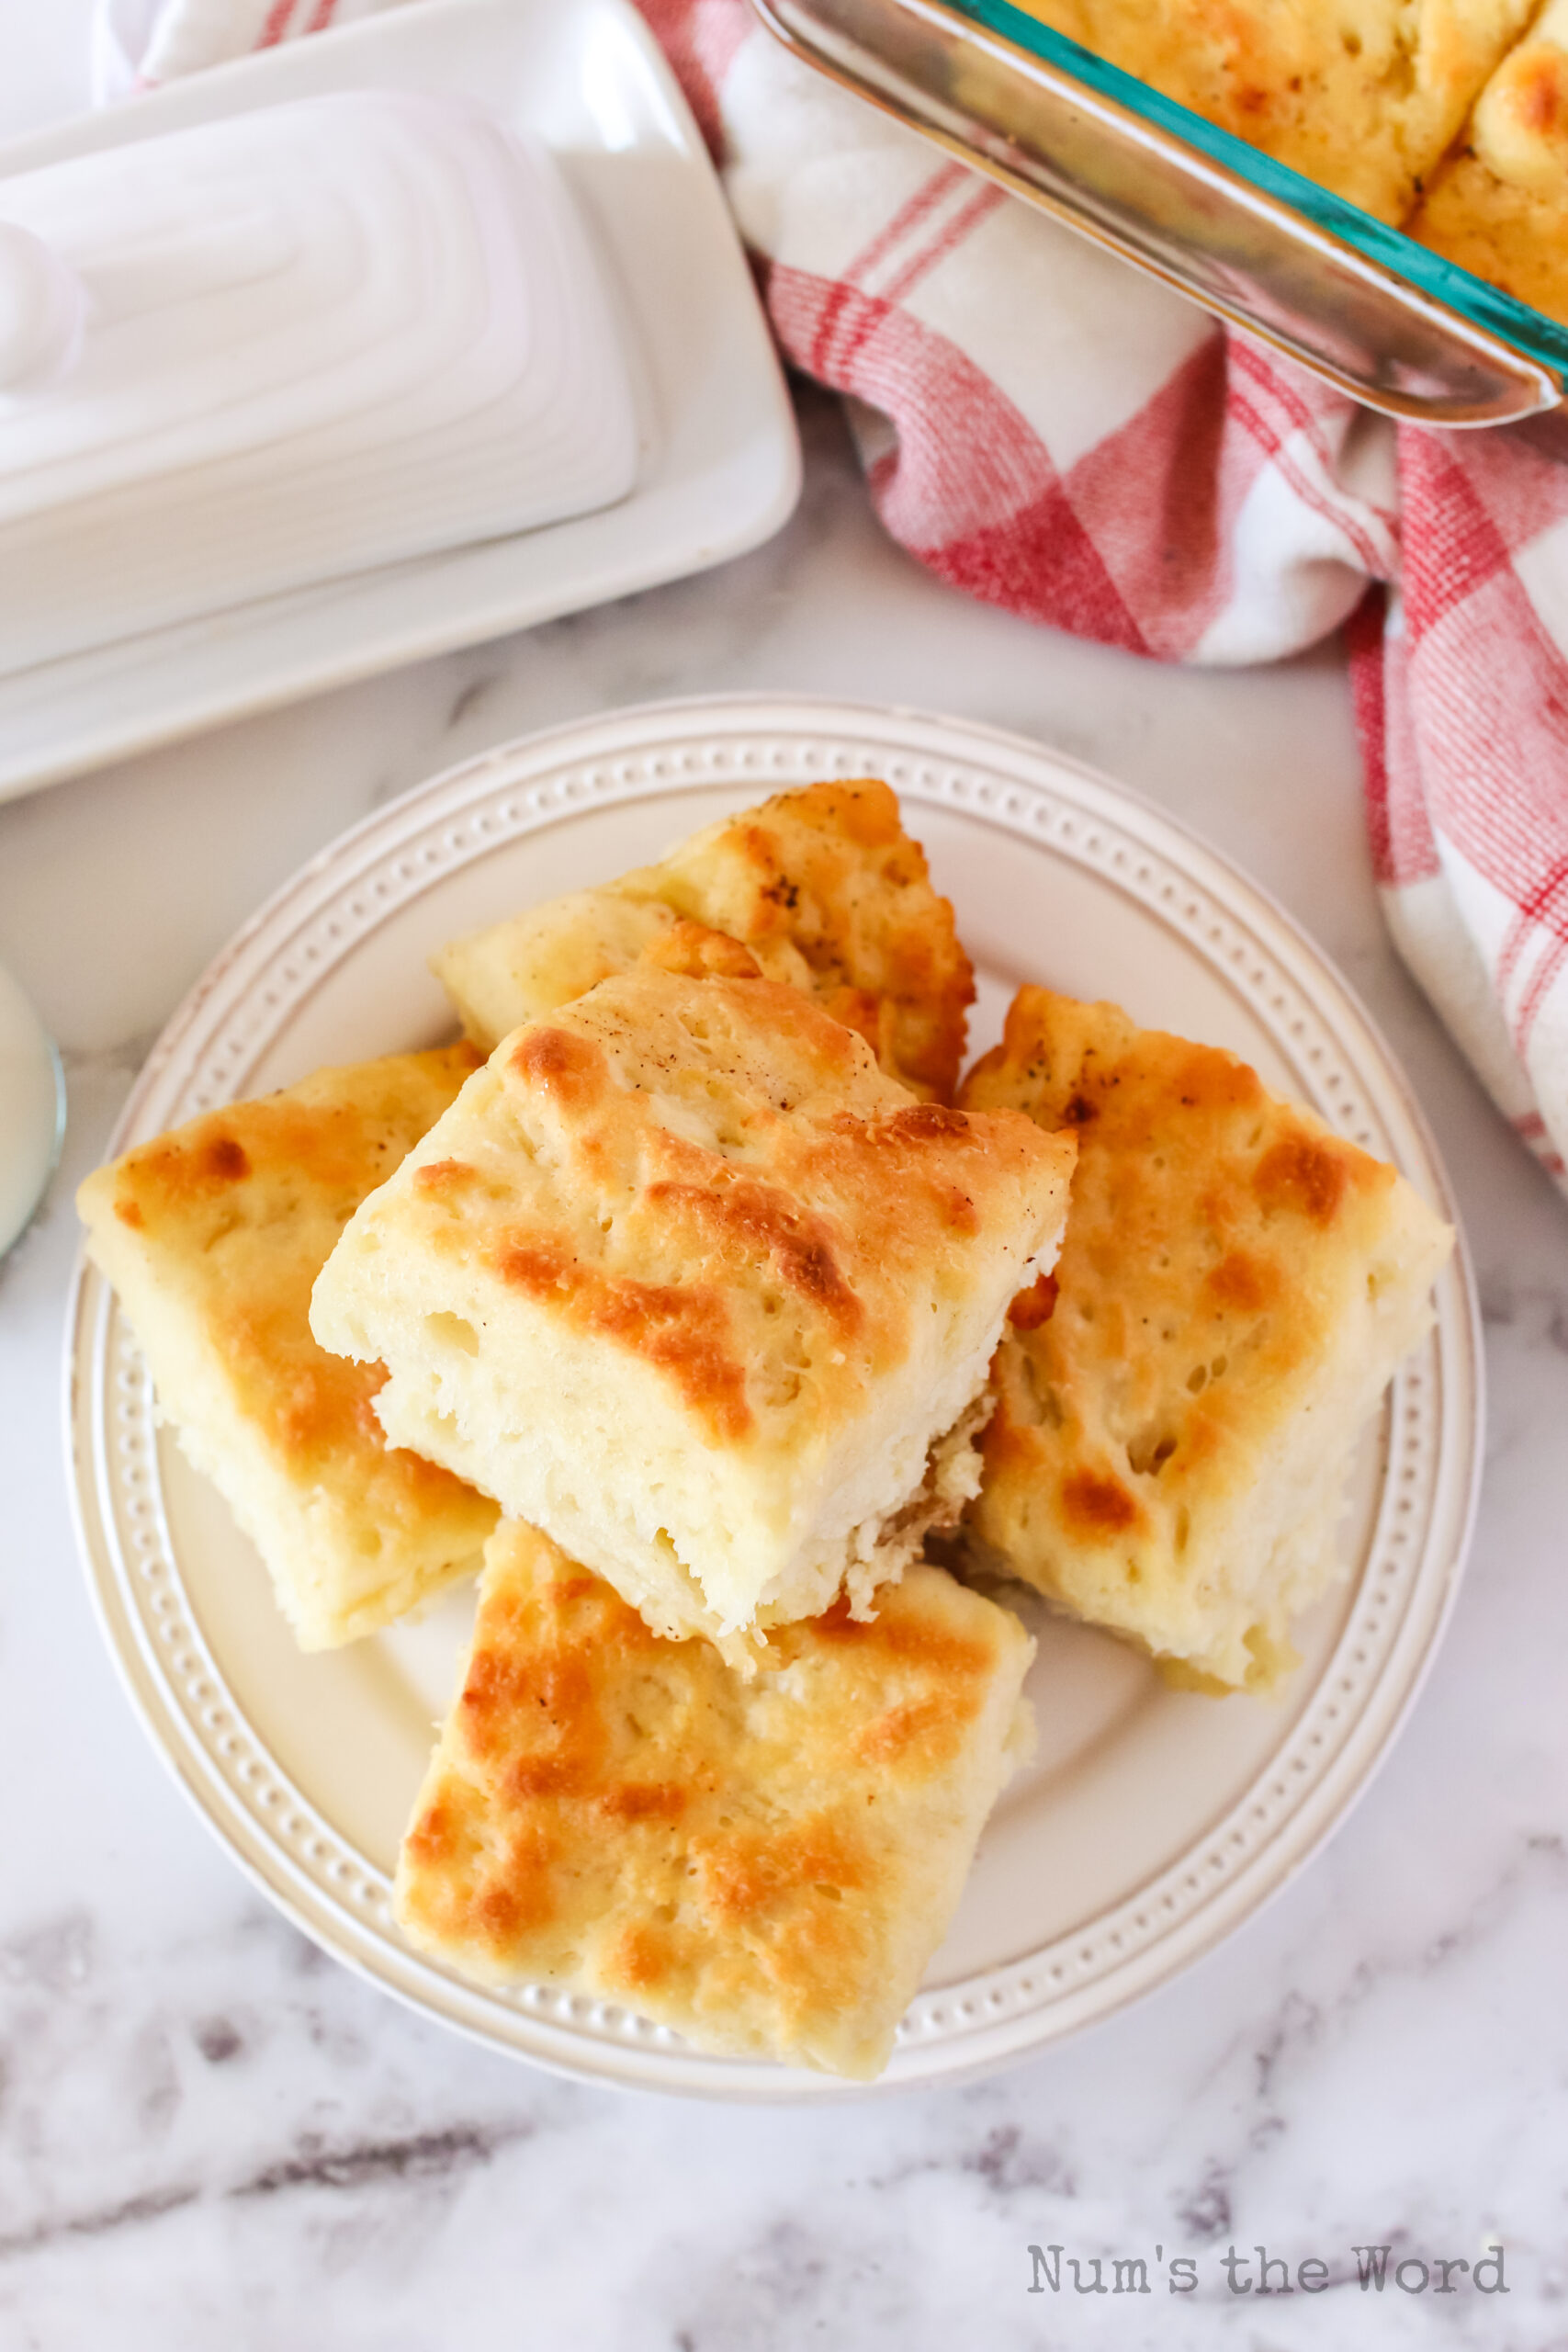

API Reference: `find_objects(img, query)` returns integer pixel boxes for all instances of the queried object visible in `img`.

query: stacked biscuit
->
[1012,0,1568,324]
[79,780,1451,2079]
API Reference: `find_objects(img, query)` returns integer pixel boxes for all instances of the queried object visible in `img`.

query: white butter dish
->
[0,0,799,806]
[0,89,638,673]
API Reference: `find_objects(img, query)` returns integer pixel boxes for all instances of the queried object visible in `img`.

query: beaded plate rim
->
[63,694,1483,2102]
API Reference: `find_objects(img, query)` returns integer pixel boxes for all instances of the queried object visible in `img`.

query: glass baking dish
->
[752,0,1568,428]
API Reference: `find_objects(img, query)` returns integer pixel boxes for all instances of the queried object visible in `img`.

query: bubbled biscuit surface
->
[961,990,1452,1691]
[77,1047,498,1648]
[1010,0,1535,224]
[1412,0,1568,322]
[310,972,1074,1645]
[396,1522,1034,2079]
[432,779,975,1102]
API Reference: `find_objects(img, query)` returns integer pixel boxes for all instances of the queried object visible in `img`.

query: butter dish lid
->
[0,88,641,674]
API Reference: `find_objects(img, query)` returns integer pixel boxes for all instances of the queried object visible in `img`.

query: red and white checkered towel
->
[97,0,1568,1194]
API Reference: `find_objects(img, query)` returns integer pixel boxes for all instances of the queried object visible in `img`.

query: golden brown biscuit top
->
[1470,6,1568,191]
[397,1522,1032,2064]
[81,1046,481,1487]
[433,778,976,1102]
[1012,0,1534,223]
[369,972,1073,1453]
[961,988,1410,1540]
[650,779,974,1100]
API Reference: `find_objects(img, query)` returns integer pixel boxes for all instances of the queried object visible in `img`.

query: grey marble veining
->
[1,68,1566,2344]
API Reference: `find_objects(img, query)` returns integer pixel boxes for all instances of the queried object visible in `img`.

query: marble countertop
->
[3,21,1566,2349]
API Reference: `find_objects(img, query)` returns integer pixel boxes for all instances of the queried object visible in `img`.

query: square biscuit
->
[1012,0,1534,224]
[396,1521,1035,2080]
[431,778,976,1102]
[77,1048,499,1649]
[310,971,1075,1652]
[960,990,1453,1692]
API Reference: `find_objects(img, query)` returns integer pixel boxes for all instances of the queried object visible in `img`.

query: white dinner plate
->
[0,0,800,806]
[65,696,1482,2099]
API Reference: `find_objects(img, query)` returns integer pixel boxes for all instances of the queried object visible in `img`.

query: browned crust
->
[363,973,1075,1456]
[395,1524,1032,2071]
[1010,0,1535,225]
[491,1230,753,1443]
[1411,6,1568,322]
[435,777,976,1102]
[959,988,1444,1686]
[669,779,976,1102]
[78,1046,494,1593]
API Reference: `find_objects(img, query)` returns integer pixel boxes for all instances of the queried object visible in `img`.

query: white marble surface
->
[4,25,1568,2352]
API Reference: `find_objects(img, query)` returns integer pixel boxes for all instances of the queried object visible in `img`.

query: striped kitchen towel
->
[92,0,384,97]
[96,0,1568,1193]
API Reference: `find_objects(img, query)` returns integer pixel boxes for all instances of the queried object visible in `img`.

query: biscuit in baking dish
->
[396,1521,1035,2080]
[959,990,1453,1692]
[1012,0,1535,225]
[77,1049,498,1649]
[431,778,976,1102]
[1411,0,1568,323]
[310,971,1075,1654]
